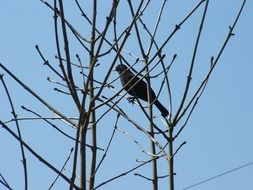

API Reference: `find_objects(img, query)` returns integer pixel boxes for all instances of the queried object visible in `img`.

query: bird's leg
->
[127,96,136,104]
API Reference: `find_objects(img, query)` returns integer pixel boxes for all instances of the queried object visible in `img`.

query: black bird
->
[115,64,169,117]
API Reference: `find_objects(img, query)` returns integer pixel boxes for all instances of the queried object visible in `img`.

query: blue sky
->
[0,0,253,190]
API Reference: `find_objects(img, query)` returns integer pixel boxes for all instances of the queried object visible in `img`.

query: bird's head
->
[115,64,128,74]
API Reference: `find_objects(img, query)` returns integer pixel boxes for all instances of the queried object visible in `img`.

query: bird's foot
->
[127,96,136,104]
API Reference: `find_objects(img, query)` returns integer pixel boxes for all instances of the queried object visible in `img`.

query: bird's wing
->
[123,72,150,101]
[124,72,143,88]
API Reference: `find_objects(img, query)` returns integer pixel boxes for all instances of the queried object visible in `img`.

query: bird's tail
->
[154,100,169,117]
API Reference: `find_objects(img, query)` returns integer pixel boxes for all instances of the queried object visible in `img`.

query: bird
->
[115,64,169,117]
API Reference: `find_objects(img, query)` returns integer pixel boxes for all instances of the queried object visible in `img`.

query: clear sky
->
[0,1,253,190]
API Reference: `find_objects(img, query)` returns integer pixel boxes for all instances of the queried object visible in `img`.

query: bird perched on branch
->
[115,64,169,117]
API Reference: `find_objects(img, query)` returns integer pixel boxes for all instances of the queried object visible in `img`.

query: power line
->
[182,161,253,190]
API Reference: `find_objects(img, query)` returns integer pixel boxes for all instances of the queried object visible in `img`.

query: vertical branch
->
[72,1,120,189]
[0,75,28,190]
[89,0,98,189]
[144,62,158,190]
[79,120,87,190]
[168,126,174,190]
[146,69,159,190]
[127,1,158,189]
[143,0,172,120]
[58,0,81,109]
[70,113,88,190]
[168,1,209,189]
[83,0,119,103]
[54,1,86,188]
[174,0,209,122]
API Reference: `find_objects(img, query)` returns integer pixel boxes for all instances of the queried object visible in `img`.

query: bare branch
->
[0,121,81,190]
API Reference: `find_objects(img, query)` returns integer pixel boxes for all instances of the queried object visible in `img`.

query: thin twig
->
[94,155,163,190]
[21,106,77,142]
[94,113,120,174]
[0,172,13,190]
[35,45,64,80]
[1,74,28,189]
[172,141,186,158]
[49,148,74,189]
[0,63,77,127]
[147,0,206,67]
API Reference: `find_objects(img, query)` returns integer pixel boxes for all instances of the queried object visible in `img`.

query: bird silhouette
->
[115,64,169,117]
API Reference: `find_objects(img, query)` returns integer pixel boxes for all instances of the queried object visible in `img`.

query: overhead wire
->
[182,161,253,190]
